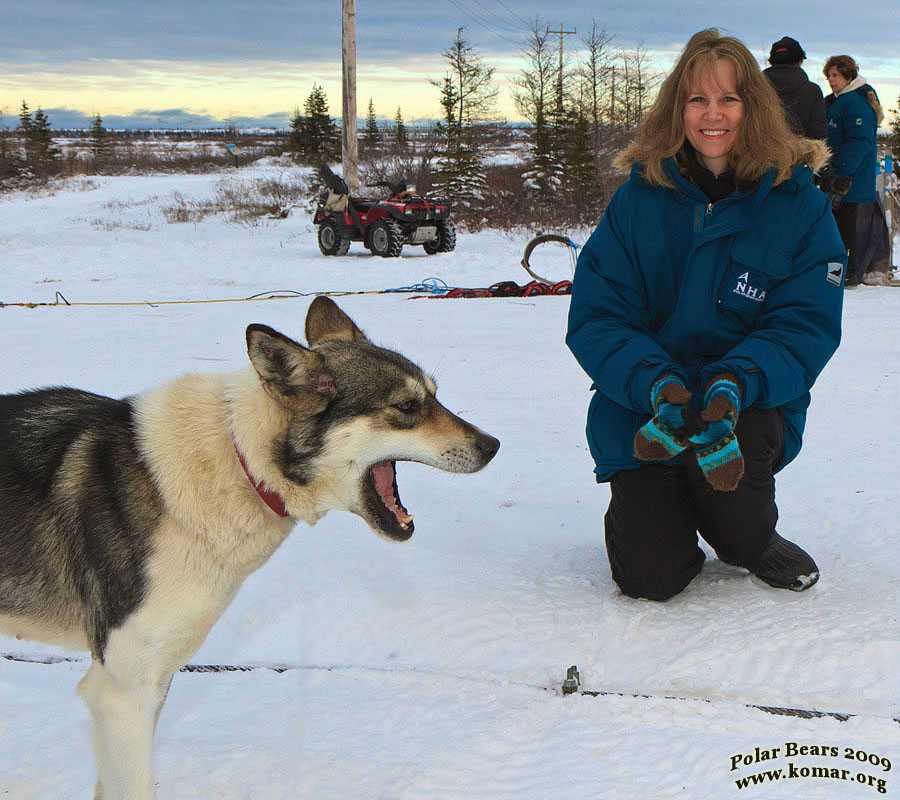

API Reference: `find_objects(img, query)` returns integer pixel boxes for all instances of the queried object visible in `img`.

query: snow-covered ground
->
[0,165,898,799]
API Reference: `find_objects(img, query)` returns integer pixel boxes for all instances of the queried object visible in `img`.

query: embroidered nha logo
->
[732,271,766,302]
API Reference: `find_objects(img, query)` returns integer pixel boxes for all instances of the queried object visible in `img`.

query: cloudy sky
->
[2,0,898,129]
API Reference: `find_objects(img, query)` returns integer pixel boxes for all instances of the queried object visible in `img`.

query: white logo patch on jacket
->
[826,262,845,286]
[732,271,766,302]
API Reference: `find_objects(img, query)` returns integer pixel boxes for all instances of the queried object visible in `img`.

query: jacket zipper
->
[694,202,715,233]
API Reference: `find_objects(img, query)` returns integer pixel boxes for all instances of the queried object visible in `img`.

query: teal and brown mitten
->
[633,375,693,462]
[690,373,744,491]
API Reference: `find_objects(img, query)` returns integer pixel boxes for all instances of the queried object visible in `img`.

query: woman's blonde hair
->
[616,28,827,187]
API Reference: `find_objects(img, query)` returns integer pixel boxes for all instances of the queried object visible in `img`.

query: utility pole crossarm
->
[554,24,576,113]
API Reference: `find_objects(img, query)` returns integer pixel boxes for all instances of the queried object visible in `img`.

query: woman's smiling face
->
[683,58,745,177]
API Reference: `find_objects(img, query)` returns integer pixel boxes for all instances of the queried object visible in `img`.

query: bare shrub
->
[160,192,217,224]
[359,154,435,196]
[160,173,311,226]
[90,218,153,232]
[353,130,629,233]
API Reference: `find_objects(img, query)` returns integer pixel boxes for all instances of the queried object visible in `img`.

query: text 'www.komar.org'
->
[731,743,891,794]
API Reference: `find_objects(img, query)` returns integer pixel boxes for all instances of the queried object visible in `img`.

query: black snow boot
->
[720,533,819,591]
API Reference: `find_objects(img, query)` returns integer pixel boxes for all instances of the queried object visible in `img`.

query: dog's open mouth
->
[363,461,414,541]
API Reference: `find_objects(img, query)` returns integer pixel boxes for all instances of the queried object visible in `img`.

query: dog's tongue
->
[372,461,413,527]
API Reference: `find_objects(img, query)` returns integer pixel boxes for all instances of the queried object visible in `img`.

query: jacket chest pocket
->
[717,240,791,323]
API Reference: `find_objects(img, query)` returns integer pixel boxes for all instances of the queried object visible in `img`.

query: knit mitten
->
[634,375,693,461]
[691,374,744,491]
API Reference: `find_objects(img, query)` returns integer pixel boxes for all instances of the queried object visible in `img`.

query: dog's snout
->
[476,432,500,463]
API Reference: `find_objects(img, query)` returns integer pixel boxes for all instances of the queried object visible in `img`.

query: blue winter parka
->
[566,159,845,482]
[826,86,878,203]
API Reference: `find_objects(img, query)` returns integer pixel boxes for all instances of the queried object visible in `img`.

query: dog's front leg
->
[78,658,173,800]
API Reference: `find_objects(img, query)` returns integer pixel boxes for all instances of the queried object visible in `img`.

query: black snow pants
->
[832,201,860,282]
[604,407,785,601]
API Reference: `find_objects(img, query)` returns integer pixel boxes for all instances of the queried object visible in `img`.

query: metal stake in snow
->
[556,663,896,725]
[562,665,581,695]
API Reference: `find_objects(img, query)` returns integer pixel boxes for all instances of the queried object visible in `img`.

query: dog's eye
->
[394,399,419,414]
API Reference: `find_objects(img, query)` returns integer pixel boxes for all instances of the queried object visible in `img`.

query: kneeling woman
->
[566,29,845,601]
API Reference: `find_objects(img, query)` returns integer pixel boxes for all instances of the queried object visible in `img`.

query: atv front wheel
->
[369,219,404,258]
[318,218,351,256]
[423,219,456,254]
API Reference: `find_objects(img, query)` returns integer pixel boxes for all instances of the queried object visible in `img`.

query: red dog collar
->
[233,440,290,518]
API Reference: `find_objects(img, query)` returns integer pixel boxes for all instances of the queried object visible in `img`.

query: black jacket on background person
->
[763,65,827,139]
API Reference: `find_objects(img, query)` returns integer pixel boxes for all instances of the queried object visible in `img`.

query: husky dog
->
[0,296,499,799]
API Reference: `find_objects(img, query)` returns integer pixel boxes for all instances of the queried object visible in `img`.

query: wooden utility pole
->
[554,24,576,114]
[341,0,358,192]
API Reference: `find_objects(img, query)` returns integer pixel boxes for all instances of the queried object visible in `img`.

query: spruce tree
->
[18,100,33,134]
[393,107,408,151]
[30,108,59,165]
[0,111,11,177]
[288,107,305,157]
[429,28,498,205]
[364,98,380,150]
[561,109,596,223]
[18,101,35,164]
[514,20,559,194]
[431,77,485,204]
[288,85,338,163]
[18,104,59,171]
[90,114,109,163]
[305,84,337,156]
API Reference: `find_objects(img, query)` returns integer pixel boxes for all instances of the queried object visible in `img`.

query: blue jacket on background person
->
[566,158,845,483]
[826,86,878,203]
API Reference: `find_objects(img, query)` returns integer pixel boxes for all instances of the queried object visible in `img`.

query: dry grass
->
[160,174,311,226]
[0,131,284,189]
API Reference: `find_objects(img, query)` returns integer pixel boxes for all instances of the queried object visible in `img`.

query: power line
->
[469,0,520,31]
[493,0,531,27]
[446,0,524,46]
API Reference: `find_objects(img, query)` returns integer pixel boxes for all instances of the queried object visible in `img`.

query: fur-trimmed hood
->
[804,138,831,173]
[834,75,884,126]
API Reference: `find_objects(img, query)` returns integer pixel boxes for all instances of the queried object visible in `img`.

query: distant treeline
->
[19,124,530,137]
[49,128,289,139]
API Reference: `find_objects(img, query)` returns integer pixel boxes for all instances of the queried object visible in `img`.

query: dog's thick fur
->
[0,296,498,799]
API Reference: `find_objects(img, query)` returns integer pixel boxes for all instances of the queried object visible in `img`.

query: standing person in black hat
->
[763,36,827,140]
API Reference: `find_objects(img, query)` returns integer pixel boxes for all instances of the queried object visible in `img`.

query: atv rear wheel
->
[369,218,404,258]
[318,218,351,256]
[423,219,456,254]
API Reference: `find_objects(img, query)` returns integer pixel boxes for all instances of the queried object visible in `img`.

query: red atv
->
[313,163,456,258]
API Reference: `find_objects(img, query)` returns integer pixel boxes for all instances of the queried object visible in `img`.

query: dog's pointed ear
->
[246,324,336,404]
[305,296,369,346]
